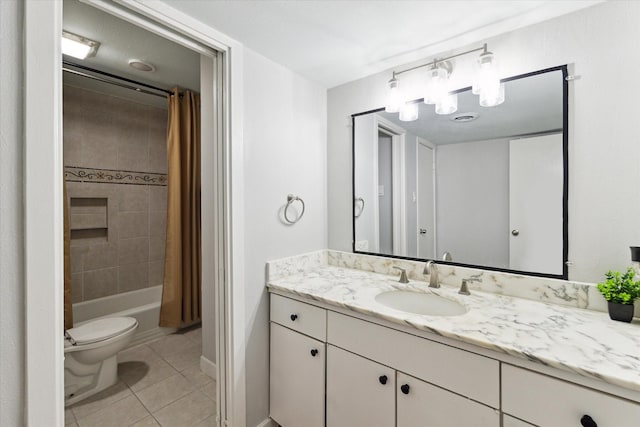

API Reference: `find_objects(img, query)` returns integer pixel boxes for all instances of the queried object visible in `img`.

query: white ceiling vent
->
[128,59,156,72]
[451,112,479,123]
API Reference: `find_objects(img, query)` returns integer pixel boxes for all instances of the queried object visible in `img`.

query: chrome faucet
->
[424,261,439,288]
[459,275,482,296]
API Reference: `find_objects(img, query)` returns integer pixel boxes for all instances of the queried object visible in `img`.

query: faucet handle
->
[459,275,481,295]
[459,279,471,296]
[392,266,409,284]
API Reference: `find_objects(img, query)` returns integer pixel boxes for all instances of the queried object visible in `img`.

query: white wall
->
[242,49,327,427]
[328,0,640,282]
[436,138,509,268]
[0,1,24,425]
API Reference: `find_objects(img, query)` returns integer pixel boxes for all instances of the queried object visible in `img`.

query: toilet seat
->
[66,317,138,346]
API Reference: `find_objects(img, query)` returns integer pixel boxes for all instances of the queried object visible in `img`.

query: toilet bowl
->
[64,316,138,406]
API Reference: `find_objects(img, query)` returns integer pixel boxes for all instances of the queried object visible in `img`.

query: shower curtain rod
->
[62,60,175,98]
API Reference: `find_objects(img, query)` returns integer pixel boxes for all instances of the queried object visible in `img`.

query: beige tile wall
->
[64,85,168,303]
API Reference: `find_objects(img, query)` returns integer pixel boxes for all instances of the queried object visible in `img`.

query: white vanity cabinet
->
[326,345,395,427]
[326,344,499,427]
[269,293,640,427]
[502,364,640,427]
[269,323,325,427]
[397,372,499,427]
[269,295,328,427]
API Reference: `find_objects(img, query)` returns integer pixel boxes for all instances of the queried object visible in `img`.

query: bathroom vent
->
[451,112,479,123]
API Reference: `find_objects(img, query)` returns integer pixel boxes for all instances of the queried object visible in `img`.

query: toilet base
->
[64,355,118,406]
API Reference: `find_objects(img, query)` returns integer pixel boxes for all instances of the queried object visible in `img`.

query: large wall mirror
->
[352,66,568,279]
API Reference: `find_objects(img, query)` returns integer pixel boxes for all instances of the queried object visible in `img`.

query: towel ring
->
[354,197,365,218]
[284,194,305,224]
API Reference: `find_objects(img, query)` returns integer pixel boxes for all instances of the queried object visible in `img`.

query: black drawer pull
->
[580,415,597,427]
[378,375,388,385]
[310,349,319,357]
[290,314,298,321]
[400,384,410,395]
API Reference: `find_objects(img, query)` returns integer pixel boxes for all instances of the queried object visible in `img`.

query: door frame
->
[372,114,407,256]
[416,138,437,259]
[24,1,247,425]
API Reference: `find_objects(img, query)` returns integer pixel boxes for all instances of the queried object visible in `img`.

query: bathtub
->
[72,286,176,347]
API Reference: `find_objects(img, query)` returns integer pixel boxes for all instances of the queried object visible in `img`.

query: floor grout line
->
[68,328,212,427]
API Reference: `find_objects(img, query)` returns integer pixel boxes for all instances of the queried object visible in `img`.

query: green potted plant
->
[596,268,640,322]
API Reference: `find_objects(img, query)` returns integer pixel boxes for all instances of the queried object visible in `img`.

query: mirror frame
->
[351,65,569,280]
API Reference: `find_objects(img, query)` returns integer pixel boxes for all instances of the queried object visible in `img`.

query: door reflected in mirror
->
[352,66,568,278]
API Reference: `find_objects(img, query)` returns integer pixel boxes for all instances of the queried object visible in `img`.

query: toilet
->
[64,316,138,406]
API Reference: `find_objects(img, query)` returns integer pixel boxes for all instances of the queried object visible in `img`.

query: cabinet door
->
[327,345,395,427]
[397,372,500,427]
[502,364,640,427]
[269,323,325,427]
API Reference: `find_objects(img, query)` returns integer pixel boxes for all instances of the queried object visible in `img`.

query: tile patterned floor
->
[66,327,216,427]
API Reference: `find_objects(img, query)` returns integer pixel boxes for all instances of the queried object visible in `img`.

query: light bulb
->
[424,67,448,105]
[385,77,401,113]
[435,93,458,115]
[399,102,419,121]
[473,51,501,97]
[61,31,100,59]
[479,83,505,107]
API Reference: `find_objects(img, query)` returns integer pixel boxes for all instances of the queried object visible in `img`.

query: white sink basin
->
[375,290,467,316]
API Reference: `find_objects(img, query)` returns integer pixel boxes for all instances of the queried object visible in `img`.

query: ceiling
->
[165,0,601,88]
[377,69,563,145]
[63,0,200,108]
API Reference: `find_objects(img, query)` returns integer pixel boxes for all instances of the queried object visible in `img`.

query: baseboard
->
[256,418,277,427]
[200,355,217,380]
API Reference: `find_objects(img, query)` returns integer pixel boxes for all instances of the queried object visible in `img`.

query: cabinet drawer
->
[397,372,500,427]
[270,294,326,340]
[328,312,499,408]
[502,364,640,427]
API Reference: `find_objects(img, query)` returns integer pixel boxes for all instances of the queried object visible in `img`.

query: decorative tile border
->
[65,166,167,186]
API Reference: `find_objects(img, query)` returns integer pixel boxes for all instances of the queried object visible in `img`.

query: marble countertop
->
[267,265,640,393]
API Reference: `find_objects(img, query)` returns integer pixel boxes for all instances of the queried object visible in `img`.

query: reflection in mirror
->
[353,67,567,278]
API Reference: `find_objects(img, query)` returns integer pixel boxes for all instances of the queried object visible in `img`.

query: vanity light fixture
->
[436,93,458,115]
[474,49,505,106]
[399,102,419,121]
[61,31,100,60]
[423,65,450,105]
[385,43,504,117]
[385,76,402,113]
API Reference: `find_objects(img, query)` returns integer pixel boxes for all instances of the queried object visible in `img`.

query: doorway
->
[24,1,237,425]
[417,139,436,260]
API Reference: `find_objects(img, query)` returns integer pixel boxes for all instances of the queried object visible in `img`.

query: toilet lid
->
[66,317,137,345]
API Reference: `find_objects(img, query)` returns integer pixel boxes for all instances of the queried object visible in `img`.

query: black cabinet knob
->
[378,375,388,385]
[400,384,410,395]
[580,415,597,427]
[290,314,298,321]
[310,349,318,357]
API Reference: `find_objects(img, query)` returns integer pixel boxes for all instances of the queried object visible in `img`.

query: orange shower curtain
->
[159,88,202,328]
[64,180,73,330]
